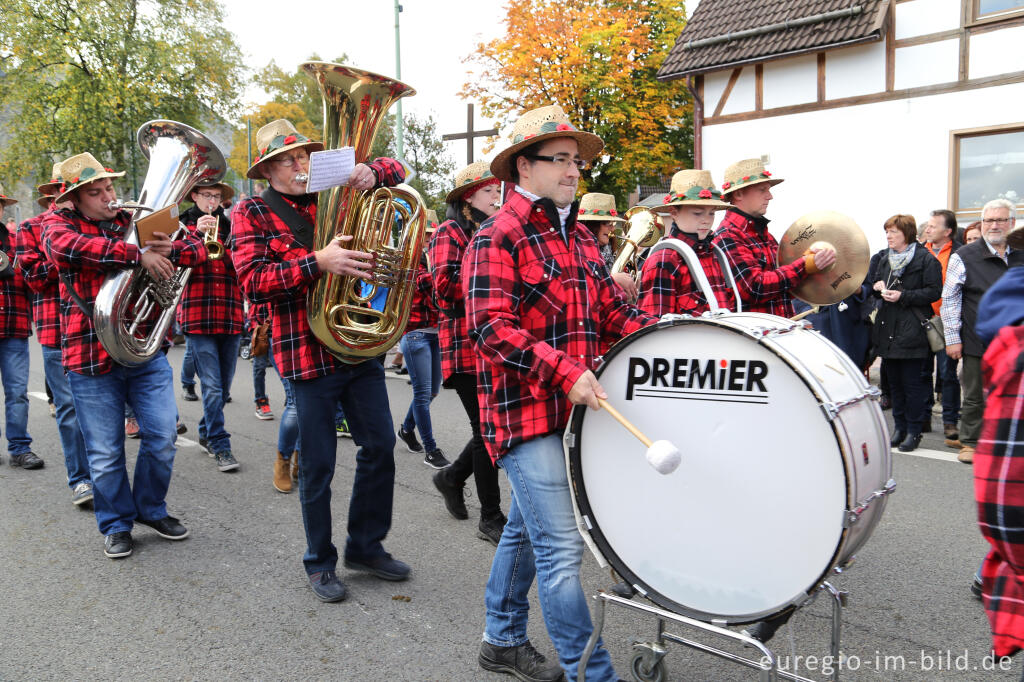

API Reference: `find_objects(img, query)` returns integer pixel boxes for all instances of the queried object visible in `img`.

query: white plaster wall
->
[894,0,963,39]
[970,25,1024,79]
[826,42,887,100]
[721,67,756,115]
[701,81,1024,254]
[894,39,960,89]
[704,70,731,115]
[763,54,818,109]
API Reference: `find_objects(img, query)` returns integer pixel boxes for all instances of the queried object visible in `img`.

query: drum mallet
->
[597,399,681,475]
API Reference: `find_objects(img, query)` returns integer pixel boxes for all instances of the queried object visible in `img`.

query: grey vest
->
[958,240,1024,356]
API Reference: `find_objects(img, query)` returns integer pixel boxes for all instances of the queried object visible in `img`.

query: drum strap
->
[711,242,742,313]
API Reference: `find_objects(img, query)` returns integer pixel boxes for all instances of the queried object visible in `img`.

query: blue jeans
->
[292,360,396,574]
[67,354,177,535]
[484,434,616,682]
[399,330,441,451]
[252,350,271,402]
[269,344,299,457]
[0,337,32,455]
[936,351,961,425]
[42,345,90,488]
[181,336,196,388]
[188,333,240,454]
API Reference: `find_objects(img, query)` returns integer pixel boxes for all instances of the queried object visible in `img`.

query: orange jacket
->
[926,239,954,316]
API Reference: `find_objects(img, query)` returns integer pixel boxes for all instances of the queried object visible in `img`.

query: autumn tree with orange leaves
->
[463,0,691,199]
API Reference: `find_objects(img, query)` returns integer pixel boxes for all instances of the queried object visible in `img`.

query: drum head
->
[567,319,847,623]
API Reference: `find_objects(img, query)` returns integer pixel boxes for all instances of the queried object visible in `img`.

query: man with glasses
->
[178,181,243,472]
[465,105,658,682]
[941,198,1024,464]
[231,119,410,603]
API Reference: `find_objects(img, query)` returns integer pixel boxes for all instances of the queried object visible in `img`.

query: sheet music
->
[305,148,356,193]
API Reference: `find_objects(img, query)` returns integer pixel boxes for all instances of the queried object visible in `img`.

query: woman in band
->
[576,192,638,301]
[427,161,505,545]
[638,169,735,316]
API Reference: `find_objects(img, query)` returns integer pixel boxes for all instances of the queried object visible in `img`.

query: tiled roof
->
[658,0,891,80]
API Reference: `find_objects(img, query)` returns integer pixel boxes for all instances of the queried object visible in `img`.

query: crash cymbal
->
[778,210,870,305]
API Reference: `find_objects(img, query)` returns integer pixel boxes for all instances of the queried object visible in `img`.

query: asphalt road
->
[0,342,1014,681]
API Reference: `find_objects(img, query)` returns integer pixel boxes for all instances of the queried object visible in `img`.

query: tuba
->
[610,206,664,281]
[93,120,226,366]
[301,61,427,363]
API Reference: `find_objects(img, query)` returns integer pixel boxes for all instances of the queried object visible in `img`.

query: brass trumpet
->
[195,214,224,260]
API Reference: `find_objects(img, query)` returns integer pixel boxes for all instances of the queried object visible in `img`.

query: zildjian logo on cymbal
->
[789,225,816,245]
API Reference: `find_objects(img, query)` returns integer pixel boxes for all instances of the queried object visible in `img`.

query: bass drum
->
[565,313,894,624]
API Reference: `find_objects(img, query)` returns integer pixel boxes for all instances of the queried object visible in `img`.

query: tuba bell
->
[301,61,427,363]
[93,120,226,366]
[610,206,664,282]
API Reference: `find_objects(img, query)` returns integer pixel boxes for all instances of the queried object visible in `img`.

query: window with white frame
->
[951,124,1024,216]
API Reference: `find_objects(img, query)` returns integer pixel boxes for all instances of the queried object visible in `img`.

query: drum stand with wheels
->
[579,582,849,682]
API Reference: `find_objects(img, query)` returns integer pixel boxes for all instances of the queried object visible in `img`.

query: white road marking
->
[28,391,48,402]
[893,446,961,463]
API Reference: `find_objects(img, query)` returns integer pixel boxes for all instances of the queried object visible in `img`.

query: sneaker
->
[397,426,422,453]
[254,398,274,420]
[9,451,44,469]
[343,554,411,581]
[971,574,983,600]
[198,436,210,454]
[125,417,140,439]
[215,450,239,472]
[336,419,352,438]
[48,402,56,418]
[104,531,133,559]
[224,395,232,404]
[71,481,94,506]
[478,512,508,547]
[958,445,975,464]
[385,363,403,373]
[433,469,469,520]
[308,570,347,603]
[182,384,199,401]
[479,640,565,682]
[423,448,450,469]
[176,420,187,435]
[137,515,189,540]
[395,367,408,375]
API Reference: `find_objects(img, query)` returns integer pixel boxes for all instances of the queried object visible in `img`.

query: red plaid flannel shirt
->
[715,208,805,317]
[177,208,243,335]
[429,218,476,380]
[16,211,60,346]
[405,259,438,332]
[231,157,406,381]
[0,222,31,340]
[42,207,206,375]
[464,190,658,461]
[975,325,1024,656]
[637,226,736,317]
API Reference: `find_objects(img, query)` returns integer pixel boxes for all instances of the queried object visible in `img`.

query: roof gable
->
[658,0,891,80]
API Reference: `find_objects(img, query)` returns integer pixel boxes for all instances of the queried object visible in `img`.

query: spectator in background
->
[924,209,962,447]
[964,221,982,245]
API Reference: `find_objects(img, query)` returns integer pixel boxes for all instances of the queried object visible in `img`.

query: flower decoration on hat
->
[253,132,312,164]
[722,181,732,190]
[665,185,724,203]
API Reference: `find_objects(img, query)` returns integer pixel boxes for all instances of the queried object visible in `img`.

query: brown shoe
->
[290,451,299,483]
[274,452,292,493]
[944,423,961,448]
[958,446,975,464]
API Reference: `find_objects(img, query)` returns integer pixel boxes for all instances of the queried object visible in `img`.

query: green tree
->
[371,114,455,213]
[0,0,245,193]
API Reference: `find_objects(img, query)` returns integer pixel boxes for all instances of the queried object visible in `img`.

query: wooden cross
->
[442,104,498,165]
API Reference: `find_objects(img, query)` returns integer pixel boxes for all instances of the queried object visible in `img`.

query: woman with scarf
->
[869,214,942,452]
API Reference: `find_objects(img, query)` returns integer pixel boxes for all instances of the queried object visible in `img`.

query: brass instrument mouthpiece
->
[108,200,155,212]
[294,173,309,183]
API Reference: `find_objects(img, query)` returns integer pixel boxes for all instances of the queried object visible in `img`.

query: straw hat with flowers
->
[576,193,625,223]
[446,161,499,204]
[246,119,324,180]
[720,158,784,196]
[490,105,603,183]
[54,153,125,204]
[653,170,730,213]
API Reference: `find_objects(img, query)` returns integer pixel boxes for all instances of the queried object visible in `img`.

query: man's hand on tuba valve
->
[141,251,175,281]
[315,234,374,278]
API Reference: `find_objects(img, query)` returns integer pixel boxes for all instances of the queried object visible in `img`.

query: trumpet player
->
[231,119,411,604]
[177,181,243,473]
[42,153,207,559]
[639,169,735,316]
[576,192,638,301]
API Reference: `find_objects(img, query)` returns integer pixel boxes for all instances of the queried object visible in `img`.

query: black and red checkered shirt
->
[715,208,805,317]
[177,206,243,335]
[637,225,736,317]
[231,157,406,382]
[0,223,31,340]
[464,190,658,461]
[405,259,438,332]
[429,218,476,380]
[16,211,61,346]
[42,207,206,375]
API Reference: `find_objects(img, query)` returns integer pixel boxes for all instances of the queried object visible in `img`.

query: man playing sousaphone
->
[639,169,735,316]
[177,180,244,473]
[715,159,835,317]
[231,119,411,603]
[576,192,638,301]
[43,153,206,559]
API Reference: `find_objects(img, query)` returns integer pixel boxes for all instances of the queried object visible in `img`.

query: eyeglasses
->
[526,154,589,171]
[196,192,222,201]
[981,217,1012,225]
[270,153,308,168]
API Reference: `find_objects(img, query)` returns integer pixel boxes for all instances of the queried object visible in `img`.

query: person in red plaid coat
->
[0,183,42,471]
[231,118,410,604]
[464,105,658,682]
[427,161,506,546]
[42,152,206,560]
[18,162,92,500]
[715,158,835,317]
[177,180,244,473]
[640,169,735,316]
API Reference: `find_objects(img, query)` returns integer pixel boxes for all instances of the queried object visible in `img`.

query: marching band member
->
[177,181,243,472]
[19,163,92,501]
[639,169,734,316]
[575,192,638,301]
[428,161,505,546]
[464,105,658,682]
[0,183,42,471]
[715,159,835,317]
[42,153,205,559]
[231,119,410,603]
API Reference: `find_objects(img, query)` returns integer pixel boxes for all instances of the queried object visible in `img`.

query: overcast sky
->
[222,0,505,167]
